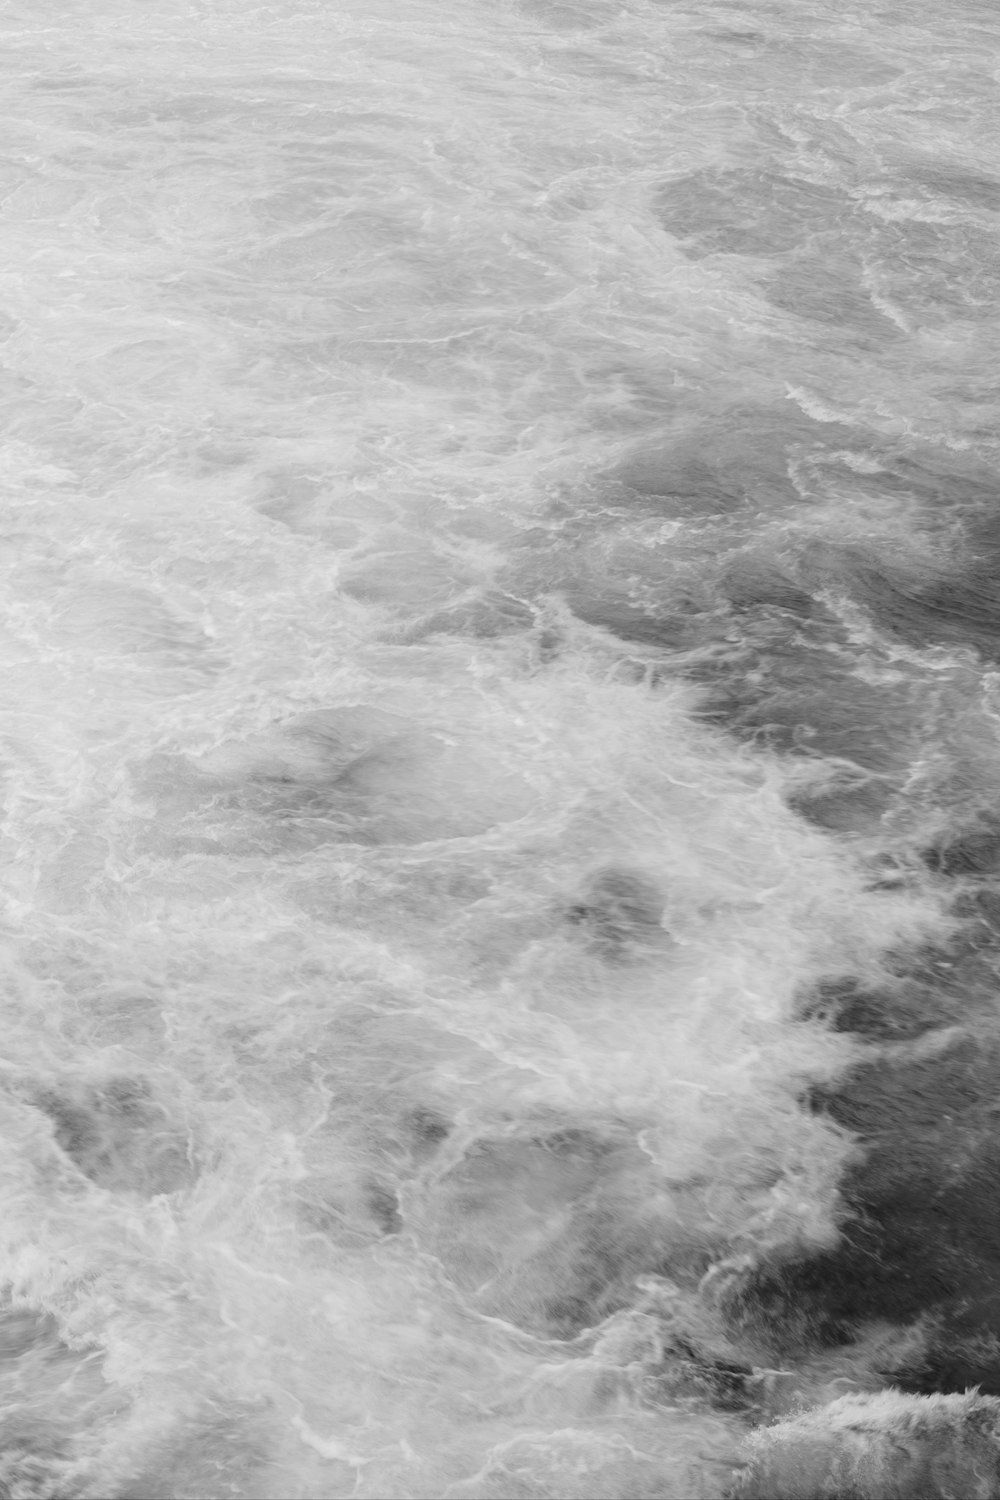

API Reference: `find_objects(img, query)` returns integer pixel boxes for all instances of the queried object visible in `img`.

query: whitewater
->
[0,0,999,1495]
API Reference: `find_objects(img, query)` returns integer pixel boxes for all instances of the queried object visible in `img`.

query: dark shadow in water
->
[764,251,902,340]
[408,1107,451,1150]
[722,559,817,619]
[924,822,1000,878]
[786,774,896,834]
[730,1016,1000,1394]
[905,162,1000,213]
[572,429,1000,689]
[566,866,666,962]
[654,168,849,259]
[366,1181,404,1235]
[599,404,856,516]
[33,1078,194,1197]
[799,974,951,1043]
[686,562,915,775]
[650,1335,758,1415]
[844,553,1000,663]
[564,592,710,652]
[564,527,1000,840]
[694,626,917,775]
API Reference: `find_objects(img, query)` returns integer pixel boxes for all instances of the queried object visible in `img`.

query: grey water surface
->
[0,0,999,1495]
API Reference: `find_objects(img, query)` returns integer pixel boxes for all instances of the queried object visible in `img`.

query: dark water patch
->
[786,773,895,834]
[566,866,666,963]
[297,1175,404,1247]
[722,558,817,619]
[654,168,849,259]
[297,1106,450,1248]
[711,28,766,46]
[563,591,711,652]
[605,451,753,517]
[864,214,1000,318]
[894,1331,1000,1401]
[546,528,930,787]
[954,888,1000,943]
[674,535,1000,801]
[924,821,1000,878]
[366,1181,404,1236]
[33,1077,194,1197]
[651,1335,758,1414]
[693,627,919,774]
[799,976,948,1043]
[407,1107,452,1151]
[905,163,1000,214]
[764,252,902,339]
[842,551,1000,662]
[750,886,1000,1381]
[860,447,998,520]
[538,489,1000,859]
[601,404,855,516]
[729,1030,1000,1391]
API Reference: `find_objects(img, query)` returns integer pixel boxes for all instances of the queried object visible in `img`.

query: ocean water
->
[1,0,999,1495]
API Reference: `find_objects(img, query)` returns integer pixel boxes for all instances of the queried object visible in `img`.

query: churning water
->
[1,0,1000,1495]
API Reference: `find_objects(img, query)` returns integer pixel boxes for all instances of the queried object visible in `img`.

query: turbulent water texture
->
[1,0,999,1496]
